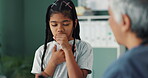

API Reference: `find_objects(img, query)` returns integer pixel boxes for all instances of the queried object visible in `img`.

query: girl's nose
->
[57,25,64,33]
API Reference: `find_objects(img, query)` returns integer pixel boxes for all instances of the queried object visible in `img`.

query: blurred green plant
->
[0,55,34,78]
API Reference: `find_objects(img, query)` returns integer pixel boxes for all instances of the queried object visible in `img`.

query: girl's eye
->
[51,24,57,27]
[63,23,70,26]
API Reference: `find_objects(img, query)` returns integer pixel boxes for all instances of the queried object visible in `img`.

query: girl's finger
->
[52,45,57,52]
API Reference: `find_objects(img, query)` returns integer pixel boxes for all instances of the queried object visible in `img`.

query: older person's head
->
[108,0,148,49]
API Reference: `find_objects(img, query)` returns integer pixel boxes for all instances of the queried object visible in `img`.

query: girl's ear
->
[74,19,78,28]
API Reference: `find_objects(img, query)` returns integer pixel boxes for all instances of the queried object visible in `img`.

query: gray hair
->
[109,0,148,40]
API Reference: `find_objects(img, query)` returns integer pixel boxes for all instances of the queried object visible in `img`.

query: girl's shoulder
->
[35,41,55,52]
[75,40,93,55]
[75,39,92,49]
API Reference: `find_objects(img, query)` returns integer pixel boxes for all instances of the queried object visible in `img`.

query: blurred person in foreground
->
[102,0,148,78]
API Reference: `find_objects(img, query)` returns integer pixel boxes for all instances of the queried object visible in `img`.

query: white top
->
[31,39,93,78]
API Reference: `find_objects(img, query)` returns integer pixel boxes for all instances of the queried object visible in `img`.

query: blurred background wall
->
[1,0,24,56]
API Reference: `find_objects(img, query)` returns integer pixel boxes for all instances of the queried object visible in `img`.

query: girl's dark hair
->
[41,0,81,71]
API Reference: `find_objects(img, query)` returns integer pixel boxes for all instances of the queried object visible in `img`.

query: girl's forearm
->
[44,60,57,77]
[64,49,84,78]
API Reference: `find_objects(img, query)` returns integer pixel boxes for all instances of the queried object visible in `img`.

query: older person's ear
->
[121,14,131,32]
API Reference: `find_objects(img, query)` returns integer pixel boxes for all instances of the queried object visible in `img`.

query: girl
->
[31,0,93,78]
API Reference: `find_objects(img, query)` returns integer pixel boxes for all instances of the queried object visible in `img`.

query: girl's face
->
[49,13,74,40]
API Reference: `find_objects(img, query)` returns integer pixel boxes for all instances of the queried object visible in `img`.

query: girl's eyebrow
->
[62,20,71,22]
[50,21,57,23]
[50,20,71,23]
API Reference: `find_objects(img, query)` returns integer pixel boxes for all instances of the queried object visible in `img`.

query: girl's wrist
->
[38,71,51,78]
[64,49,74,58]
[62,45,72,52]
